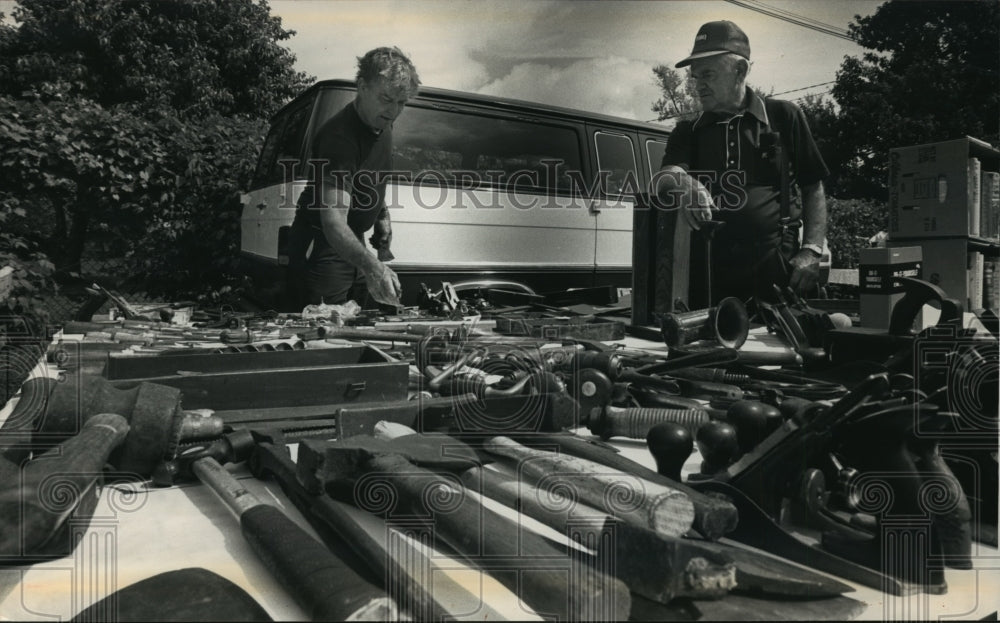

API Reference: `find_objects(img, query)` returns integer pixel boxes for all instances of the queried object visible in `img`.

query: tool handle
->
[192,458,396,621]
[911,441,973,569]
[735,349,804,367]
[646,422,694,482]
[600,406,709,440]
[669,367,750,386]
[619,369,680,393]
[463,464,734,603]
[673,378,743,401]
[240,505,395,621]
[317,326,424,342]
[524,433,738,541]
[367,453,632,621]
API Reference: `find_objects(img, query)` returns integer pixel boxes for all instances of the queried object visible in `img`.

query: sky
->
[0,0,886,124]
[265,0,886,124]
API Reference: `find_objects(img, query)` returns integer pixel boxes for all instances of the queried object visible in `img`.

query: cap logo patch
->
[696,34,707,41]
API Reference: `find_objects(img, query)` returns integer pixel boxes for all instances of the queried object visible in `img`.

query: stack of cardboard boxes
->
[882,136,1000,321]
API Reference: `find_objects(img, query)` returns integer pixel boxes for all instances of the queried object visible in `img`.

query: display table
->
[1,327,997,621]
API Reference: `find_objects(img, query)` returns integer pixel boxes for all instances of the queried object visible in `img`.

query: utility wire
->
[723,0,855,41]
[747,0,851,35]
[648,82,834,122]
[728,0,853,38]
[792,88,833,104]
[772,81,835,97]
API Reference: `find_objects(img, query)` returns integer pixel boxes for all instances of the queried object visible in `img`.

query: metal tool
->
[298,436,632,621]
[191,454,398,621]
[660,296,750,350]
[514,431,738,542]
[377,427,855,600]
[573,368,710,439]
[689,479,917,596]
[248,440,510,622]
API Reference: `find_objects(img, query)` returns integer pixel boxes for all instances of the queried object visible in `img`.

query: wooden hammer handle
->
[191,457,396,621]
[484,435,696,538]
[364,453,632,621]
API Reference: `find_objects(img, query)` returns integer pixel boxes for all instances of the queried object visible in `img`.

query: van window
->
[392,106,582,193]
[274,103,312,176]
[251,115,286,188]
[646,139,668,177]
[595,131,638,197]
[308,89,355,137]
[251,100,314,188]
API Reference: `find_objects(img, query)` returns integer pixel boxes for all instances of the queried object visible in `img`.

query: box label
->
[859,261,923,294]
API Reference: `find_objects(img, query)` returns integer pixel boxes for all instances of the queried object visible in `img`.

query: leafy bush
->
[0,0,311,310]
[128,114,266,301]
[826,196,888,269]
[0,229,56,324]
[0,93,266,303]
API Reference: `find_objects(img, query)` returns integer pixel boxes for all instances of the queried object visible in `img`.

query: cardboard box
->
[859,246,922,329]
[890,238,983,311]
[888,137,1000,239]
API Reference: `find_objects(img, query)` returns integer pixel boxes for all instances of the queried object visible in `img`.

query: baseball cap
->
[675,20,751,68]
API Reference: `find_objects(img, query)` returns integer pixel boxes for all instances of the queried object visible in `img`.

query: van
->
[240,79,672,308]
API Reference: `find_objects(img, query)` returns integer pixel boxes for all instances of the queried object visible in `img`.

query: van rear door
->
[589,127,644,280]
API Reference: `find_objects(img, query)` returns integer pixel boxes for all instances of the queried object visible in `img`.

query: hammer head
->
[296,434,485,497]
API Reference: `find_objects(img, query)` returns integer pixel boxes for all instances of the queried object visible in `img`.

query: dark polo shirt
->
[295,101,393,259]
[662,88,828,241]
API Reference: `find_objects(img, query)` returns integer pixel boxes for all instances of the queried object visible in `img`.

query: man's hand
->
[364,263,402,306]
[684,180,716,230]
[656,167,715,230]
[788,249,821,296]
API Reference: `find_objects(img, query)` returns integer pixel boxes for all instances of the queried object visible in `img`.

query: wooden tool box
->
[493,314,625,340]
[104,345,409,410]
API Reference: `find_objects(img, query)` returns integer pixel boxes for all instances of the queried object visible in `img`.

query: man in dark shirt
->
[287,47,420,309]
[654,21,829,305]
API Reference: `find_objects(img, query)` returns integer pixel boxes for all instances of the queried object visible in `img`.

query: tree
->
[0,0,314,306]
[830,0,1000,199]
[0,0,312,119]
[0,95,263,290]
[651,63,776,124]
[651,64,699,122]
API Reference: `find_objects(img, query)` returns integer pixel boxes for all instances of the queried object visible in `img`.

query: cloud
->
[270,0,878,120]
[478,56,664,122]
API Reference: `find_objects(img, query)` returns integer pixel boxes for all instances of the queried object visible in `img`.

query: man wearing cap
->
[654,20,829,305]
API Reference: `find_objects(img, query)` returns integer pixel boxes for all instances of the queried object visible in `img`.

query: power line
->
[722,0,855,41]
[792,88,833,104]
[729,0,853,39]
[647,84,833,122]
[772,81,835,97]
[747,0,851,35]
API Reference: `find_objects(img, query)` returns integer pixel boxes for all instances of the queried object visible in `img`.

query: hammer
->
[190,454,399,621]
[297,436,633,621]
